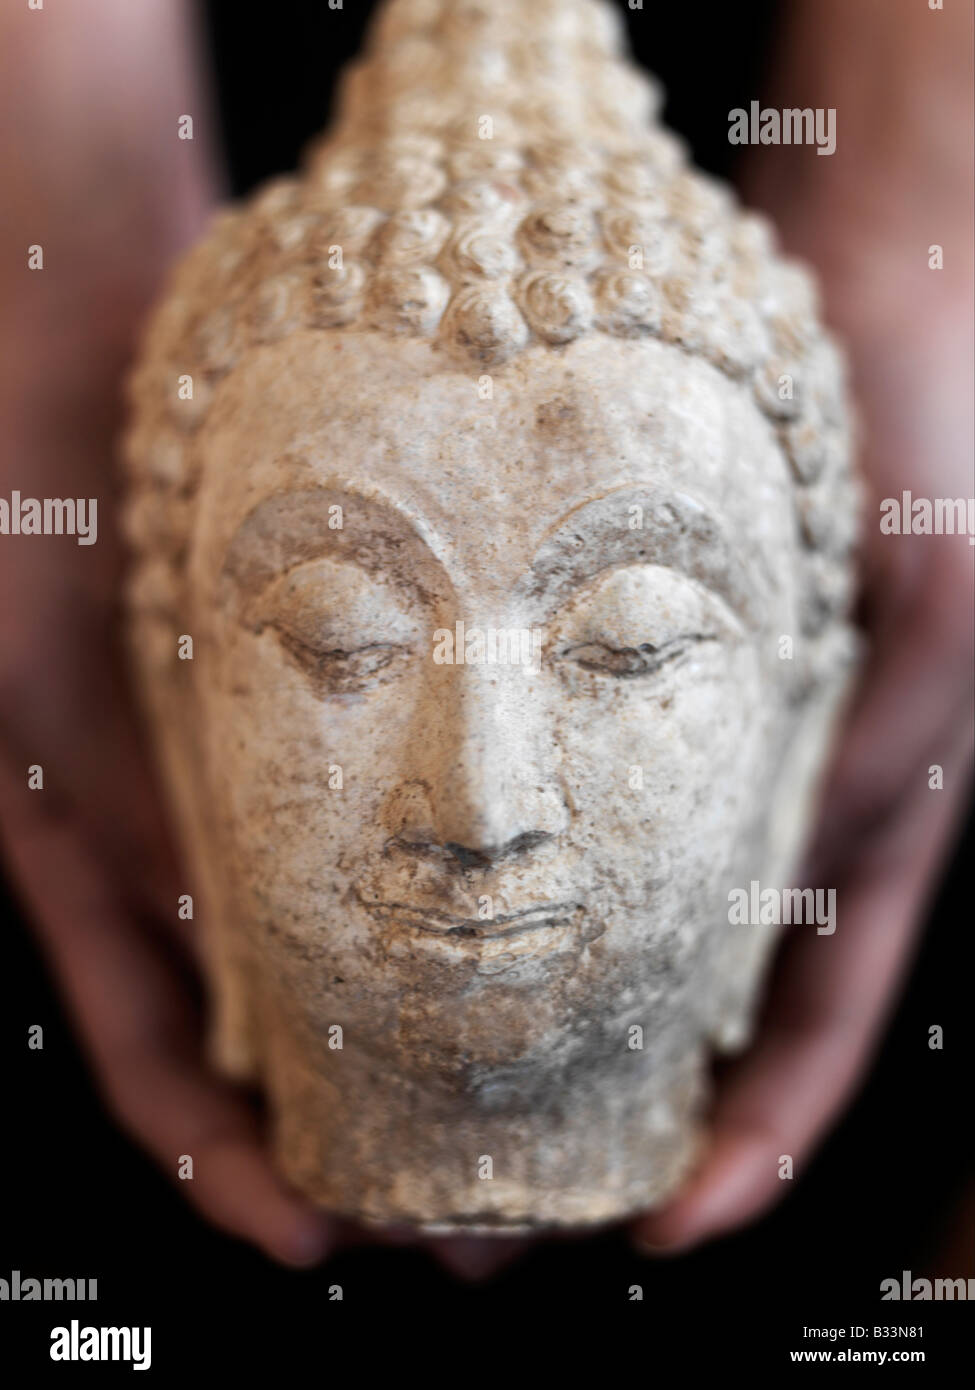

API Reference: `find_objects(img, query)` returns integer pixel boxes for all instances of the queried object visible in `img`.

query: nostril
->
[444,830,551,869]
[444,842,491,870]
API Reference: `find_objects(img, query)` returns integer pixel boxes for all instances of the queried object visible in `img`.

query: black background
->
[2,0,971,1375]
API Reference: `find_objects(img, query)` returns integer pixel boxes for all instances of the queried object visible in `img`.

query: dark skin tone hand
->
[1,0,971,1278]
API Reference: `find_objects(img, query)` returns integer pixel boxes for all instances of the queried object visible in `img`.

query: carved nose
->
[424,665,568,866]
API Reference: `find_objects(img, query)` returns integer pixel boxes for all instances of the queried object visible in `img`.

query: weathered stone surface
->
[122,0,860,1231]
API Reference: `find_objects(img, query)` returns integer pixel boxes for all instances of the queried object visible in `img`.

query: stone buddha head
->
[123,0,859,1230]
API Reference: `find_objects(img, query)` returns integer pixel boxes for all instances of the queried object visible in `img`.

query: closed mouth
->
[360,898,581,941]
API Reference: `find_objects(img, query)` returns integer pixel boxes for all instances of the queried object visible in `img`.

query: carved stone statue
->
[122,0,860,1231]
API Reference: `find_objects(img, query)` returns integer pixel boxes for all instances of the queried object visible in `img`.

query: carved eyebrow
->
[218,486,449,616]
[520,488,768,625]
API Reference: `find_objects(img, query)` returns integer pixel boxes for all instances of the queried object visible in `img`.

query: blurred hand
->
[633,0,974,1253]
[0,0,336,1270]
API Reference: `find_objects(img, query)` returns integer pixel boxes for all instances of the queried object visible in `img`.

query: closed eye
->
[272,628,414,693]
[561,634,715,678]
[248,556,422,695]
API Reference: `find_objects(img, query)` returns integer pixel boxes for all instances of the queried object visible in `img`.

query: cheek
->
[551,647,776,991]
[200,630,417,873]
[553,644,769,848]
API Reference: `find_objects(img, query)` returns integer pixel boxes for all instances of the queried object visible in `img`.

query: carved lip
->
[360,898,581,941]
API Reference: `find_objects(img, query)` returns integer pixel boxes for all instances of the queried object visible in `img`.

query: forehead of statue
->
[197,331,790,597]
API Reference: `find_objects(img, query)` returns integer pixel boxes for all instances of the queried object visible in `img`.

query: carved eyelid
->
[254,557,420,653]
[559,633,716,675]
[547,560,742,639]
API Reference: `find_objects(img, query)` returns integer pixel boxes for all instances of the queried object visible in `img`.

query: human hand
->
[632,0,974,1253]
[0,0,343,1272]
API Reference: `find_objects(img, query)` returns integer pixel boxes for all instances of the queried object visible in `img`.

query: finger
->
[632,732,970,1253]
[341,1215,535,1279]
[0,629,189,952]
[425,1235,534,1281]
[0,767,334,1266]
[808,543,972,879]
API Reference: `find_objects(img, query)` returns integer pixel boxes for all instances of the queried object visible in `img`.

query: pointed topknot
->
[331,0,662,149]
